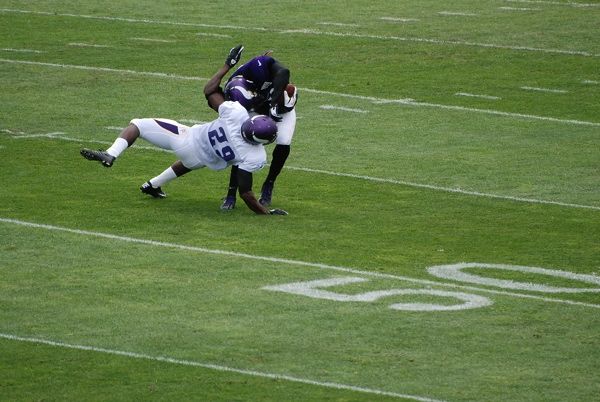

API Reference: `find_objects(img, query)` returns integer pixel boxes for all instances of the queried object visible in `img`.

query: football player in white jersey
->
[80,51,287,215]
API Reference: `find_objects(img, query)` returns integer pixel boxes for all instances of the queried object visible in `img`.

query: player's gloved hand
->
[281,86,298,113]
[269,105,283,122]
[269,208,288,215]
[226,44,244,67]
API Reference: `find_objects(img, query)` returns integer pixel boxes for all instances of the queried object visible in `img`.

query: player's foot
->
[259,182,273,207]
[140,181,166,198]
[220,195,236,210]
[80,148,115,167]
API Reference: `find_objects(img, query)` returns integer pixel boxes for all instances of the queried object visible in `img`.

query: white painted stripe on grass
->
[130,37,176,43]
[196,32,232,38]
[2,8,597,57]
[68,42,112,48]
[0,58,206,81]
[286,165,600,211]
[499,6,542,10]
[0,333,444,402]
[317,22,361,27]
[379,17,420,22]
[4,57,597,127]
[278,28,599,57]
[455,92,501,100]
[5,131,599,211]
[0,8,267,31]
[504,0,600,7]
[405,99,600,127]
[1,47,44,53]
[438,11,479,16]
[582,80,599,84]
[1,218,599,309]
[320,105,368,113]
[521,86,568,93]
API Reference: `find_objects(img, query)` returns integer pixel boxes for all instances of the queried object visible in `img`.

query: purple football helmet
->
[241,115,278,145]
[224,76,256,110]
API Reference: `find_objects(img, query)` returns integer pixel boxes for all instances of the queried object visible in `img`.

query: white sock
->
[149,167,177,188]
[106,138,129,158]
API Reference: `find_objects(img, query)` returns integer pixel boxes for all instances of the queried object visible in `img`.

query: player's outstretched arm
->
[204,45,244,111]
[237,168,287,215]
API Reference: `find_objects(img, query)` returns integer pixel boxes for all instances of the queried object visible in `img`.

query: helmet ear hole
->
[224,76,256,110]
[241,115,278,145]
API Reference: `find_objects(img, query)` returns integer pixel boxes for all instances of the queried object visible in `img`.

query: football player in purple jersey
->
[209,45,298,210]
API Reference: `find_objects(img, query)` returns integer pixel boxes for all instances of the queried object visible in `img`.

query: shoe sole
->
[80,149,114,167]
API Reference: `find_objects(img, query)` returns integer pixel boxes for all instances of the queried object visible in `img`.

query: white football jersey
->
[189,101,267,172]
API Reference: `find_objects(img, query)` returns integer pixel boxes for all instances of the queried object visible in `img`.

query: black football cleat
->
[140,181,166,198]
[259,182,273,207]
[80,148,115,167]
[220,195,236,210]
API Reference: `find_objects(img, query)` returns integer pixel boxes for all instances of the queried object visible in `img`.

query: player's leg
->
[260,109,296,206]
[141,160,192,198]
[80,123,139,167]
[138,120,202,198]
[220,165,239,210]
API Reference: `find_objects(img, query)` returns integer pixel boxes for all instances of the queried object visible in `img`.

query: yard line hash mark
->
[68,42,112,48]
[2,58,599,128]
[0,333,444,402]
[130,37,177,43]
[504,0,600,7]
[437,11,478,16]
[320,105,368,113]
[499,6,542,10]
[2,8,598,57]
[521,86,568,93]
[1,47,44,53]
[455,92,501,100]
[1,218,599,309]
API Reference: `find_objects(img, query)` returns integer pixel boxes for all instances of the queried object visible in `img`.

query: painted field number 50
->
[262,263,600,312]
[263,277,493,311]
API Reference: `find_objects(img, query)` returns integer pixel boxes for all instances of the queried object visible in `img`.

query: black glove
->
[226,45,244,68]
[269,208,288,215]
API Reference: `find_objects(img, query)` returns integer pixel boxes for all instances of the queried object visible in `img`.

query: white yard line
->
[4,130,598,211]
[0,58,206,81]
[278,28,599,57]
[1,8,598,57]
[454,92,501,100]
[3,58,597,127]
[0,333,444,402]
[1,217,599,309]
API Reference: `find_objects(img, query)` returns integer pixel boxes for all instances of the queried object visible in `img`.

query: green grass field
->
[1,1,599,401]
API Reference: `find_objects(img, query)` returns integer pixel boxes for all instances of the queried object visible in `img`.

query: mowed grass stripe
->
[2,58,598,128]
[5,128,600,212]
[2,217,599,309]
[0,334,444,402]
[1,8,598,57]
